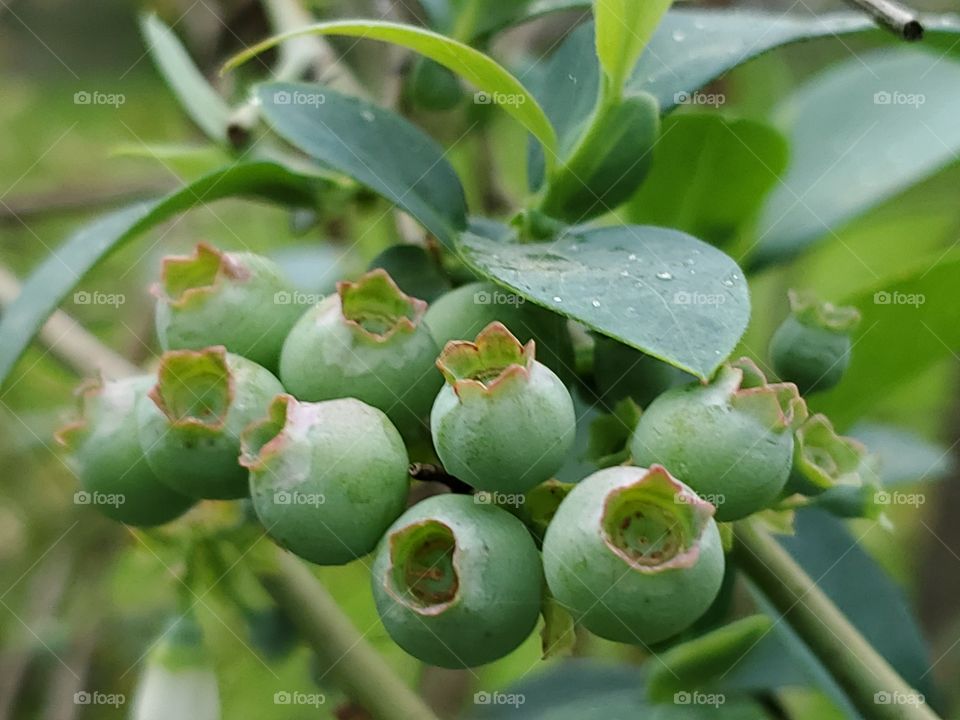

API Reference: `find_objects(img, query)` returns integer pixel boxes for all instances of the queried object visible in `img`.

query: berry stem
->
[254,547,442,720]
[733,519,940,720]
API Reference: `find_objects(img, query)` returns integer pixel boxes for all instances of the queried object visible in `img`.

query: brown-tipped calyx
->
[385,519,461,616]
[54,376,107,450]
[723,358,808,432]
[788,289,861,333]
[337,269,427,342]
[152,242,249,308]
[436,322,534,399]
[148,346,234,432]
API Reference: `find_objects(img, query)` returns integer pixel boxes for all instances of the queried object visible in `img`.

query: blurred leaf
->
[257,82,467,248]
[626,115,788,245]
[810,249,960,427]
[112,142,231,180]
[140,13,232,143]
[225,21,558,165]
[368,245,451,302]
[587,397,641,468]
[647,615,773,702]
[595,0,673,93]
[752,50,960,267]
[458,226,750,379]
[0,162,317,388]
[850,423,955,486]
[426,0,591,40]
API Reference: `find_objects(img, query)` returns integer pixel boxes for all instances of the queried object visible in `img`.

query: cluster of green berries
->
[59,246,869,667]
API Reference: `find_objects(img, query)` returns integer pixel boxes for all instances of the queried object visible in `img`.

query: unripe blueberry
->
[137,346,284,500]
[371,494,543,668]
[785,413,875,497]
[56,376,195,527]
[424,281,575,384]
[153,243,301,371]
[241,394,409,565]
[279,269,441,433]
[543,465,724,645]
[769,290,860,394]
[431,322,576,493]
[592,334,688,407]
[630,359,807,521]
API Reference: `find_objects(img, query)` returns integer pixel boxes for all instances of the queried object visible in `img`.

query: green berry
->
[137,346,284,500]
[279,269,441,433]
[153,243,301,372]
[241,394,409,565]
[431,322,575,493]
[406,57,464,111]
[56,376,195,527]
[542,465,724,645]
[630,359,807,521]
[769,290,860,394]
[424,281,575,384]
[371,494,543,668]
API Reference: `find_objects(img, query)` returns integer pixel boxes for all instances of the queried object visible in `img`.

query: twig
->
[844,0,924,40]
[0,265,138,380]
[0,181,172,224]
[409,463,473,495]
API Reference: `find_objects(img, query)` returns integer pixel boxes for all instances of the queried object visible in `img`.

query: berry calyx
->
[137,346,283,500]
[279,269,441,433]
[430,322,576,493]
[630,358,807,521]
[241,394,409,565]
[56,376,195,527]
[769,289,861,394]
[785,413,876,497]
[542,465,724,645]
[371,494,543,668]
[153,243,301,372]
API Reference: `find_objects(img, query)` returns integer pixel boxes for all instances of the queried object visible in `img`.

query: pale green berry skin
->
[59,376,195,527]
[770,316,851,395]
[371,494,543,668]
[244,396,409,565]
[542,466,724,645]
[431,361,575,493]
[279,295,441,432]
[138,351,284,500]
[424,282,575,383]
[630,381,795,521]
[154,244,301,372]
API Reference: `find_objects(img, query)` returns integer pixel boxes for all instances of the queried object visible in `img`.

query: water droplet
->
[361,110,375,122]
[591,299,601,308]
[694,20,707,30]
[628,253,638,261]
[553,296,562,303]
[656,271,673,281]
[620,270,630,277]
[672,30,686,42]
[723,279,734,287]
[684,258,695,266]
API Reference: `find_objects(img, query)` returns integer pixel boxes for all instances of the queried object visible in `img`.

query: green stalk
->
[254,547,441,720]
[734,519,940,720]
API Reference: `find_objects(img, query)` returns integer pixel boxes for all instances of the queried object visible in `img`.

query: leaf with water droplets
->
[457,226,750,379]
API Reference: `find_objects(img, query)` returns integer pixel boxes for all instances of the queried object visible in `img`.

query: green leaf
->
[224,20,557,167]
[457,226,750,379]
[111,142,232,180]
[0,162,317,388]
[587,397,641,468]
[368,245,451,302]
[595,0,673,94]
[752,49,960,267]
[256,82,467,248]
[850,423,954,487]
[626,115,788,245]
[647,615,774,702]
[810,249,960,427]
[139,13,232,143]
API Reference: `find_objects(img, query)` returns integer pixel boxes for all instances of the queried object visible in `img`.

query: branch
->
[254,547,442,720]
[734,518,941,720]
